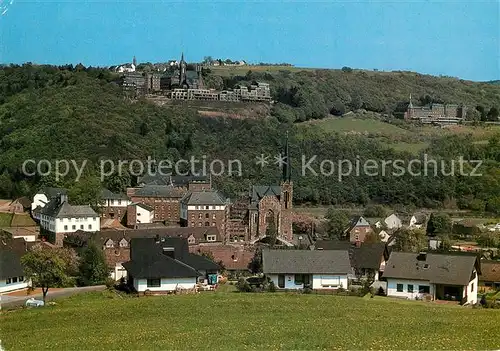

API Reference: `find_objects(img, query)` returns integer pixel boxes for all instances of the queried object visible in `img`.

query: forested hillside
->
[203,67,499,123]
[0,64,499,214]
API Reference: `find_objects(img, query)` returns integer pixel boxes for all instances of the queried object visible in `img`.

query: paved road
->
[0,285,105,310]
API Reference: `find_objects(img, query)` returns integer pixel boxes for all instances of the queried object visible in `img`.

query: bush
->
[377,286,385,296]
[105,278,116,290]
[235,278,251,292]
[303,287,313,294]
[267,280,277,292]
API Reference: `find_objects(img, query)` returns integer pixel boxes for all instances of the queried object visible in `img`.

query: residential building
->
[63,227,223,280]
[31,187,67,214]
[384,251,480,304]
[126,203,155,228]
[98,188,131,222]
[194,245,254,273]
[314,240,390,282]
[6,197,31,213]
[479,260,500,291]
[180,190,229,242]
[345,216,373,243]
[409,212,427,229]
[384,214,402,230]
[263,249,352,290]
[122,236,220,293]
[39,194,100,246]
[0,238,30,293]
[127,185,185,224]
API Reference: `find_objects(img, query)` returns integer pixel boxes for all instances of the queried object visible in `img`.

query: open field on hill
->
[1,291,499,350]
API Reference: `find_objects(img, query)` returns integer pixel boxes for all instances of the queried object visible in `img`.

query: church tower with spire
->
[179,52,187,88]
[280,131,293,241]
[406,93,415,120]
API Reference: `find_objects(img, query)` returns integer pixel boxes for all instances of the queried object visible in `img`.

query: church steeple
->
[132,56,137,67]
[409,93,413,109]
[282,131,291,182]
[179,52,187,87]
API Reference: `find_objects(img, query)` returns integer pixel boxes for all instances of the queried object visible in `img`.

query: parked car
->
[25,298,44,307]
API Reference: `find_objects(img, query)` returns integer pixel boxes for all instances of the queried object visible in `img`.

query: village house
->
[127,185,185,224]
[409,212,427,229]
[314,240,390,282]
[180,190,229,242]
[384,251,480,304]
[194,245,254,275]
[345,216,373,243]
[122,237,220,293]
[262,249,352,290]
[126,203,155,228]
[0,238,30,293]
[31,187,68,218]
[98,189,131,222]
[38,194,100,246]
[63,227,223,280]
[479,260,500,291]
[384,214,403,230]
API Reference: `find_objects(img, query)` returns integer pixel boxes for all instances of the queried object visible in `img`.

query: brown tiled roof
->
[192,245,254,270]
[480,260,500,283]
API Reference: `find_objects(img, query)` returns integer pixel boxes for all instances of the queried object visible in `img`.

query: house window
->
[64,225,68,230]
[207,235,216,242]
[80,225,84,230]
[6,278,11,284]
[212,222,216,226]
[212,214,216,219]
[106,241,114,248]
[205,213,209,218]
[88,225,92,230]
[471,283,474,292]
[72,225,76,230]
[294,274,303,285]
[19,276,24,282]
[191,222,195,227]
[118,200,122,206]
[396,284,404,292]
[12,277,18,283]
[407,284,413,293]
[320,276,340,287]
[198,222,202,227]
[120,240,128,248]
[155,214,158,219]
[198,214,202,219]
[205,222,210,226]
[147,279,161,288]
[418,285,430,294]
[191,214,195,219]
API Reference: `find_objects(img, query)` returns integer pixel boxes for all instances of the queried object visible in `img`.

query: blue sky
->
[0,0,498,81]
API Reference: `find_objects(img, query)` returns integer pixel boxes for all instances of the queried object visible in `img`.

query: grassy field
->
[1,291,499,350]
[0,212,13,227]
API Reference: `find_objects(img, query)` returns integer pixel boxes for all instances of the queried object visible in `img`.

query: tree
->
[426,213,452,236]
[487,107,499,121]
[363,205,388,218]
[324,208,350,239]
[78,243,109,286]
[393,228,427,252]
[266,216,278,248]
[248,247,263,274]
[21,245,77,302]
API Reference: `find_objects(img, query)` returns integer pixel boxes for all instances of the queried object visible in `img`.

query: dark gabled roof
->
[101,189,129,201]
[122,237,217,279]
[14,197,32,208]
[480,260,500,283]
[37,187,67,199]
[137,174,209,187]
[314,241,388,270]
[263,249,352,274]
[182,253,221,271]
[251,186,281,203]
[133,185,184,198]
[384,252,480,286]
[40,198,97,218]
[0,238,27,279]
[181,190,227,206]
[351,243,388,270]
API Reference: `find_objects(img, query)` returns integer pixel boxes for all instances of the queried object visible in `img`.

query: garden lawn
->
[1,291,499,350]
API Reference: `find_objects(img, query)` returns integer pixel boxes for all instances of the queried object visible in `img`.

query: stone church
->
[227,134,294,246]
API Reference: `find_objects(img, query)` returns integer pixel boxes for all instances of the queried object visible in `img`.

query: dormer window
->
[105,239,114,248]
[119,239,128,248]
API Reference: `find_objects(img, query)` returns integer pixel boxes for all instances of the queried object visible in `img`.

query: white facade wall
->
[12,235,37,242]
[111,263,127,281]
[100,199,131,207]
[267,274,348,290]
[387,278,434,299]
[133,277,196,292]
[31,193,49,211]
[464,274,478,304]
[55,217,100,233]
[136,206,153,224]
[385,215,402,229]
[180,204,226,221]
[0,278,29,293]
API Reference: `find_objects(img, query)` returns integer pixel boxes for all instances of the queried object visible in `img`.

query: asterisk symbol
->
[274,153,287,169]
[255,154,269,169]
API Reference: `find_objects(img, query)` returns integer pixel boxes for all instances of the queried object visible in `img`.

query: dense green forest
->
[0,64,499,214]
[204,68,500,123]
